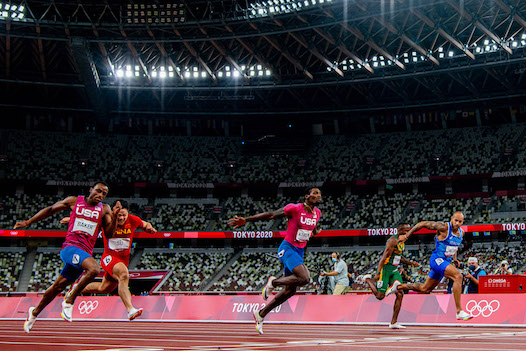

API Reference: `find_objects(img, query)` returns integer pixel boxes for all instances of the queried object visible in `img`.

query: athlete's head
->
[304,187,322,205]
[450,211,464,230]
[397,223,411,236]
[112,199,129,225]
[88,181,109,204]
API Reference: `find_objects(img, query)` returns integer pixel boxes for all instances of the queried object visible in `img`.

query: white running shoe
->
[262,276,276,301]
[456,310,474,321]
[61,300,73,322]
[385,280,401,296]
[128,307,143,321]
[253,309,264,335]
[24,307,37,333]
[389,322,406,329]
[64,283,78,301]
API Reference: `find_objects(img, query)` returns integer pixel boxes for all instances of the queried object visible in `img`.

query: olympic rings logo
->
[78,301,99,314]
[465,300,500,317]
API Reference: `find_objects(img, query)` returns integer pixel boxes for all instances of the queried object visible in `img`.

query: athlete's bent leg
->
[112,262,134,311]
[444,264,463,313]
[33,274,71,316]
[365,277,385,300]
[259,265,309,318]
[82,274,118,294]
[397,276,439,294]
[65,257,100,305]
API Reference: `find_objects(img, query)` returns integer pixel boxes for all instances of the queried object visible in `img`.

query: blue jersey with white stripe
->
[431,222,463,262]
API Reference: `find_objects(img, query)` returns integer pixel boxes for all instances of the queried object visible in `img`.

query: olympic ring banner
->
[2,294,526,325]
[0,223,517,239]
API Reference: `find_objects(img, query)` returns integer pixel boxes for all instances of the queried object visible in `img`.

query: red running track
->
[1,320,526,351]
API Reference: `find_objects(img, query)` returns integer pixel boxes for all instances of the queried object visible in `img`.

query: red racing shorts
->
[101,252,130,279]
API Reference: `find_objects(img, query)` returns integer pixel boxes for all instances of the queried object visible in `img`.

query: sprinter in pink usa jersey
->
[14,182,120,332]
[228,187,322,334]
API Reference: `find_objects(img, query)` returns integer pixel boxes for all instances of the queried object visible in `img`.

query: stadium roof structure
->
[0,0,525,117]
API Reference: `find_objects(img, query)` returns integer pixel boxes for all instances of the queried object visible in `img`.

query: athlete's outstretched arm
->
[374,237,397,280]
[14,196,77,229]
[400,256,420,267]
[141,220,157,233]
[398,221,447,243]
[228,208,285,228]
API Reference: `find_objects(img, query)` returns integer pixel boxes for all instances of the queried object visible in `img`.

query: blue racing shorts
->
[428,254,452,281]
[59,246,92,282]
[277,240,304,276]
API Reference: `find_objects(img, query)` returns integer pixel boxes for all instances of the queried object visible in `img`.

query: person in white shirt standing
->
[320,252,350,295]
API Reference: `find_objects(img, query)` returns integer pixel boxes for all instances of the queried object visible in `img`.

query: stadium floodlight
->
[193,72,198,78]
[201,72,206,78]
[116,69,124,77]
[484,39,489,45]
[125,70,132,77]
[233,70,240,78]
[159,71,167,78]
[3,4,8,10]
[152,71,158,77]
[184,71,190,78]
[218,71,224,78]
[168,72,174,77]
[265,70,271,76]
[448,51,454,57]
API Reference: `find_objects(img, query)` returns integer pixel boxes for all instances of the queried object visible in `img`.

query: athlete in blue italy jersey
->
[392,212,473,321]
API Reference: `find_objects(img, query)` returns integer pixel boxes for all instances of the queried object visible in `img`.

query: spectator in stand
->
[465,257,486,294]
[494,260,513,275]
[320,252,350,295]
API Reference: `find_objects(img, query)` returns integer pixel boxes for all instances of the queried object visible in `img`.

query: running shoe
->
[61,300,74,322]
[128,307,144,321]
[253,308,264,335]
[389,322,406,329]
[24,307,37,333]
[456,310,474,321]
[262,276,276,301]
[385,280,401,296]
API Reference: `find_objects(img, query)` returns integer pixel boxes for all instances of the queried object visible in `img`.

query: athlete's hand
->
[228,215,246,228]
[320,272,326,276]
[453,259,461,267]
[14,221,29,229]
[112,201,122,217]
[60,217,70,224]
[410,261,420,267]
[373,274,380,282]
[144,222,157,234]
[398,235,408,243]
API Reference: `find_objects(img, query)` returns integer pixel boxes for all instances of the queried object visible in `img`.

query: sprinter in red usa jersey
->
[228,187,322,334]
[15,182,119,332]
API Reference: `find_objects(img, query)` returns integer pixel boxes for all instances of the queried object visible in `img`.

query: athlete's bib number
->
[72,218,97,236]
[108,237,131,251]
[296,229,312,242]
[445,245,459,257]
[392,255,401,266]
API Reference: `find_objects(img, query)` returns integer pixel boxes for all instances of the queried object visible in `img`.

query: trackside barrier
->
[1,294,524,326]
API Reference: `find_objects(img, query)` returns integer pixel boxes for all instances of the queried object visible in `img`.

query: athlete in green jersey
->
[361,223,420,329]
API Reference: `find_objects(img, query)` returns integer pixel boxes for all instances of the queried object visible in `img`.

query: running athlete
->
[61,200,157,320]
[360,223,420,329]
[228,187,322,335]
[394,211,473,320]
[15,182,119,332]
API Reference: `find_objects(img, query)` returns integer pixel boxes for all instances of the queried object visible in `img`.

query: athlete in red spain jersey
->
[15,182,120,332]
[63,200,156,320]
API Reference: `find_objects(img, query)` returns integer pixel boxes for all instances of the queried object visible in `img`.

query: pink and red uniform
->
[277,203,321,275]
[62,196,104,255]
[283,203,321,248]
[59,196,105,281]
[100,214,143,277]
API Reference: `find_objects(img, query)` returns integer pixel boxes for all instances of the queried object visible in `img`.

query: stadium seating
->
[0,250,25,292]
